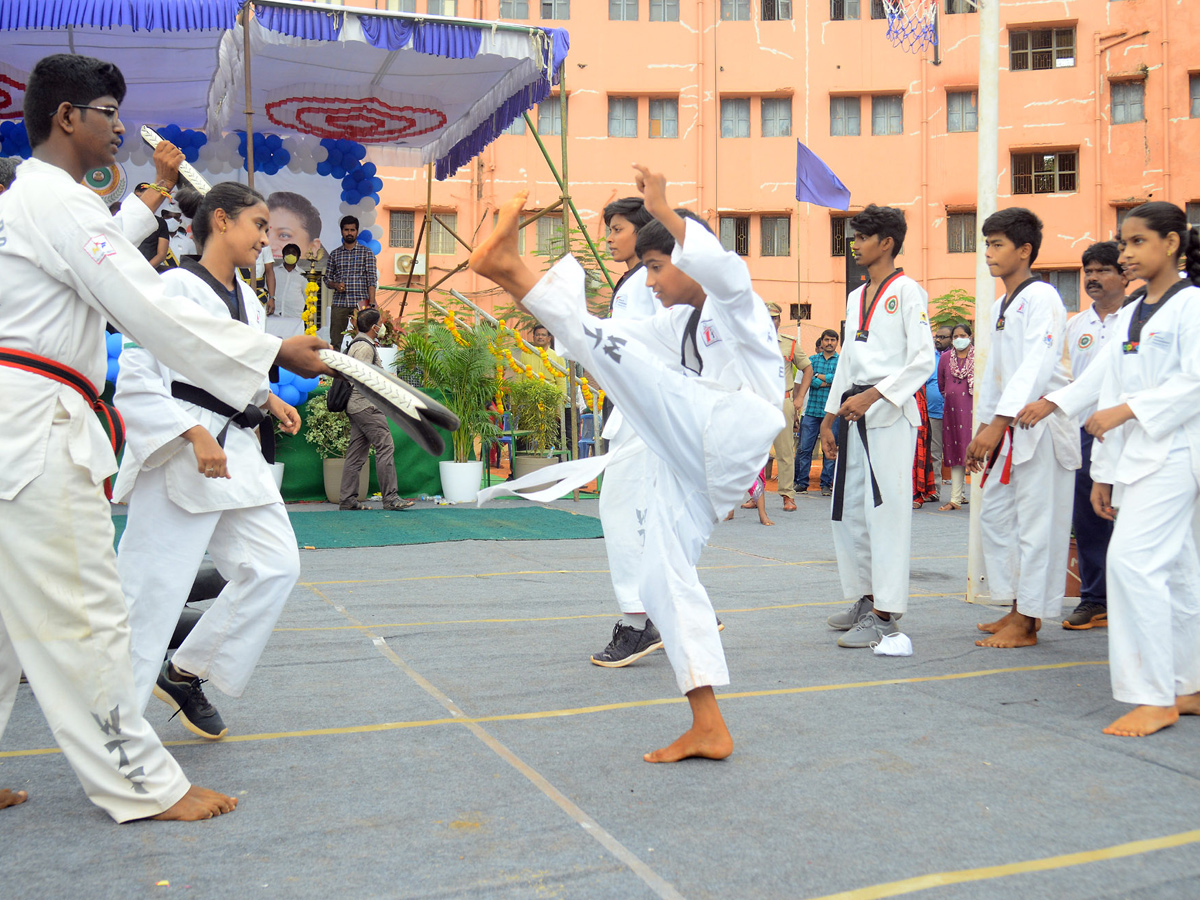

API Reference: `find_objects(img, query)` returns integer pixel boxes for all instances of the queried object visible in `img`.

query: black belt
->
[170,382,275,464]
[831,384,883,522]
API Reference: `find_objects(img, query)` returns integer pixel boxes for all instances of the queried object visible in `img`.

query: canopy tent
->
[0,0,569,179]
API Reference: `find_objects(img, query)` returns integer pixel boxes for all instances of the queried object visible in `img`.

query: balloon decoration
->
[270,368,321,409]
[152,124,208,163]
[0,120,30,157]
[236,130,291,175]
[105,331,124,385]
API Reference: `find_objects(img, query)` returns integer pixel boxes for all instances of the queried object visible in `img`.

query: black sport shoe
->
[153,662,228,739]
[1063,601,1108,630]
[590,619,664,668]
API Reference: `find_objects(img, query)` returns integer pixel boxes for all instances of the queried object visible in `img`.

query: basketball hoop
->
[883,0,938,53]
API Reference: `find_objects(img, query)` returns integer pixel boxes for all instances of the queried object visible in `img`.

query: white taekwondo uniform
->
[599,263,664,617]
[977,279,1080,621]
[825,270,935,616]
[114,261,299,712]
[1052,284,1200,706]
[483,220,784,694]
[0,158,281,822]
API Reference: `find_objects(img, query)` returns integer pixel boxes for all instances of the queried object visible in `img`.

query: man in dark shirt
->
[323,215,377,350]
[131,182,170,268]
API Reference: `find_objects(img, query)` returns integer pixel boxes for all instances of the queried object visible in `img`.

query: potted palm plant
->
[303,390,369,503]
[398,317,501,502]
[506,376,563,482]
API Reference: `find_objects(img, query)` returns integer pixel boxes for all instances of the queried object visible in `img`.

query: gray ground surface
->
[3,493,1199,899]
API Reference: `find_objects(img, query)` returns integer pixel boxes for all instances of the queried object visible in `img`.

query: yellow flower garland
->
[302,280,320,336]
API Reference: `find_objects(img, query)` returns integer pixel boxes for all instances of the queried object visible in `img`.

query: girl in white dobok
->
[113,183,302,740]
[1062,201,1200,738]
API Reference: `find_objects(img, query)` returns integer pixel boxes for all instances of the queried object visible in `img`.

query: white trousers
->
[0,405,189,822]
[979,430,1074,620]
[831,418,917,615]
[118,466,299,712]
[598,432,651,616]
[1106,445,1200,707]
[525,257,782,694]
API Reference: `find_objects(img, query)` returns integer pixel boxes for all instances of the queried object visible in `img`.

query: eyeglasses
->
[67,103,121,121]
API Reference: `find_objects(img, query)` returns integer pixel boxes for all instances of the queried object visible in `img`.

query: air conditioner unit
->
[394,253,426,277]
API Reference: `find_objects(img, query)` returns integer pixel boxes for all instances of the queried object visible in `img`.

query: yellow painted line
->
[805,828,1200,900]
[272,594,964,633]
[0,660,1105,759]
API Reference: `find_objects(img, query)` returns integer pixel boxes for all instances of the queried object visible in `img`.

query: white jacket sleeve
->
[874,280,935,412]
[113,347,199,470]
[112,200,157,247]
[1046,336,1118,419]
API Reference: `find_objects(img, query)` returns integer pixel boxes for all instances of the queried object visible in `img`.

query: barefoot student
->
[1042,203,1200,736]
[821,205,935,649]
[967,209,1079,649]
[0,54,330,821]
[591,197,666,668]
[113,183,306,740]
[472,169,784,762]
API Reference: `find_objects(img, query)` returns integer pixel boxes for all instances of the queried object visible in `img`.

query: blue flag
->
[795,141,851,210]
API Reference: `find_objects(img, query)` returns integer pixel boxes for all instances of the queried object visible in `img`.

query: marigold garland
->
[302,280,320,336]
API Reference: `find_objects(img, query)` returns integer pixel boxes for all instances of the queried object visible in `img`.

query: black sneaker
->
[153,662,228,739]
[590,619,664,668]
[1063,601,1108,630]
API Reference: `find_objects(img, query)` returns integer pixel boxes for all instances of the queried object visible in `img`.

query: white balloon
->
[313,144,329,164]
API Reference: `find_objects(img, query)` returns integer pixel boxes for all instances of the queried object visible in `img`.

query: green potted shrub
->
[303,389,368,503]
[506,376,564,482]
[398,317,502,502]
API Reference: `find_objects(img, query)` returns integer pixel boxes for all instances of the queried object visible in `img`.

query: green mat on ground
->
[110,506,602,549]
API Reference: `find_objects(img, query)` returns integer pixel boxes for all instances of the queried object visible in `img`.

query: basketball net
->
[883,0,937,53]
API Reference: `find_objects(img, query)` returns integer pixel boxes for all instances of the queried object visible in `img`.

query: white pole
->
[966,0,1000,604]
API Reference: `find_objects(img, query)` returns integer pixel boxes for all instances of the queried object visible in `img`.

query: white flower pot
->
[438,460,484,503]
[375,346,399,371]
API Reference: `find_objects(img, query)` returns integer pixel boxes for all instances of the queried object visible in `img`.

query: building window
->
[504,114,526,135]
[1115,206,1139,236]
[721,98,751,138]
[761,98,792,137]
[1187,202,1200,231]
[538,98,564,135]
[1039,269,1080,313]
[761,216,790,257]
[609,0,638,20]
[790,303,812,321]
[387,0,417,10]
[1191,75,1200,118]
[830,0,860,20]
[870,0,886,19]
[947,212,976,253]
[720,217,750,256]
[608,97,638,137]
[945,0,975,12]
[1012,150,1078,194]
[872,95,903,135]
[649,99,679,138]
[650,0,679,19]
[541,0,569,19]
[389,210,415,248]
[426,0,456,13]
[1111,81,1145,124]
[536,215,566,256]
[831,217,850,256]
[763,0,792,20]
[1010,27,1075,71]
[721,0,750,19]
[947,91,978,132]
[428,213,458,255]
[499,0,528,15]
[830,96,862,136]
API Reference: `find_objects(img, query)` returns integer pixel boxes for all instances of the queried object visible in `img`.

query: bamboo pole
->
[423,161,433,323]
[242,7,254,190]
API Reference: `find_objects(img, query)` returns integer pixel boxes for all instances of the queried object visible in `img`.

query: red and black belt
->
[979,425,1015,487]
[0,348,126,494]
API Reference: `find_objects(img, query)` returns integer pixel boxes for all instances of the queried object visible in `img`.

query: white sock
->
[622,613,648,631]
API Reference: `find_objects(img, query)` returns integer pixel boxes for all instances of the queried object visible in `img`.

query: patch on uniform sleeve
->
[884,296,899,315]
[919,311,929,325]
[84,234,116,264]
[1044,331,1054,347]
[701,321,722,346]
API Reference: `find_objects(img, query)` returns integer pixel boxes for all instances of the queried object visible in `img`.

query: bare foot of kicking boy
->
[468,191,539,300]
[0,788,28,810]
[644,687,734,763]
[1103,705,1180,737]
[149,785,239,821]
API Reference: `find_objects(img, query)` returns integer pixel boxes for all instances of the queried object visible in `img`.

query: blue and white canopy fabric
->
[0,0,569,178]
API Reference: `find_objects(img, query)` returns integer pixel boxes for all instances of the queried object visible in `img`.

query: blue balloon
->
[316,160,332,176]
[277,368,296,385]
[367,240,382,255]
[106,331,123,358]
[278,384,301,406]
[370,177,384,192]
[359,230,373,244]
[265,134,282,150]
[360,162,377,178]
[106,358,120,384]
[297,377,321,393]
[332,166,347,179]
[353,143,367,161]
[294,390,309,407]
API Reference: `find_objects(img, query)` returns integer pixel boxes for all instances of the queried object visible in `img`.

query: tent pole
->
[423,161,433,323]
[557,67,580,494]
[243,5,255,190]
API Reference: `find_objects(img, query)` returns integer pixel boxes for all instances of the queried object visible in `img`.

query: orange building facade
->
[355,0,1200,345]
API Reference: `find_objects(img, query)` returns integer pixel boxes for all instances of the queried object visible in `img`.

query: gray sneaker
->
[838,612,900,649]
[827,596,874,631]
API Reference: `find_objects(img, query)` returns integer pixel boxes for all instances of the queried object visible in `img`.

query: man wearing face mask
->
[339,308,414,512]
[268,242,308,338]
